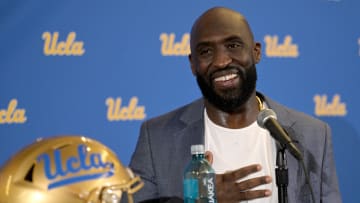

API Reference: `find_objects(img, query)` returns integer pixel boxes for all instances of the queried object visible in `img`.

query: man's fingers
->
[216,165,273,202]
[236,189,272,200]
[236,176,272,191]
[221,164,262,182]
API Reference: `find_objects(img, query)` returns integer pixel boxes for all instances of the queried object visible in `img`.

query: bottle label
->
[184,178,199,199]
[199,174,216,203]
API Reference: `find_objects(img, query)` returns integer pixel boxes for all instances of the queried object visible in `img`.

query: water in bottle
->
[183,144,217,203]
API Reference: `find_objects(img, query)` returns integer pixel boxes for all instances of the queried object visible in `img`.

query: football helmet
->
[0,135,143,203]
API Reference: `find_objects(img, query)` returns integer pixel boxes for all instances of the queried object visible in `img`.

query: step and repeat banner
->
[1,0,359,202]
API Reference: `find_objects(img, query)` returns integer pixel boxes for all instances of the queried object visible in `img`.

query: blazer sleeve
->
[129,121,158,202]
[320,123,342,203]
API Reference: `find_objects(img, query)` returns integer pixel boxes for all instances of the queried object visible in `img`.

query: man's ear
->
[188,54,197,76]
[254,42,262,64]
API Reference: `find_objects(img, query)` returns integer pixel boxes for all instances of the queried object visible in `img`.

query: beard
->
[196,64,257,113]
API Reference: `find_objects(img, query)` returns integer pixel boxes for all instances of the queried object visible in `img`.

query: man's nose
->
[212,50,232,69]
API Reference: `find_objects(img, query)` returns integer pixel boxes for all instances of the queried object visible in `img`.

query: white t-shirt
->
[204,109,278,203]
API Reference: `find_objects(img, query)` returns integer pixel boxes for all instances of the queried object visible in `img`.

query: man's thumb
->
[205,151,213,164]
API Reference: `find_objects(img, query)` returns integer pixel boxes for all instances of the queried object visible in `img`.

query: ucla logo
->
[0,99,27,124]
[264,35,299,58]
[160,33,190,56]
[106,97,146,121]
[42,32,85,56]
[314,94,347,116]
[37,144,114,189]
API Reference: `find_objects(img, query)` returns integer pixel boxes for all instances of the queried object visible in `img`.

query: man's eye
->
[199,49,211,55]
[227,43,241,49]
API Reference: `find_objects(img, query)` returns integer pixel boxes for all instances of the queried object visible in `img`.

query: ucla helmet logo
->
[0,135,143,203]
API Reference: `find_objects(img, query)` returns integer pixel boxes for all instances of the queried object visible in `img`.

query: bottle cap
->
[191,144,205,155]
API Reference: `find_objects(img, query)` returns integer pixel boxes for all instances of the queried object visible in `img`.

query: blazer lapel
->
[173,99,205,169]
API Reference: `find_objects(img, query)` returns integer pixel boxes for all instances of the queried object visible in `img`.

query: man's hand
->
[205,151,272,203]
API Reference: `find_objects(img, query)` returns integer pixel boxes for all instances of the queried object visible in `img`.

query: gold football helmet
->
[0,135,143,203]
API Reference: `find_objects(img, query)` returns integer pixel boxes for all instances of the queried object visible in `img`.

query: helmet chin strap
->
[86,187,121,203]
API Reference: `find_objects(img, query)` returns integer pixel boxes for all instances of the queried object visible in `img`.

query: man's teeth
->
[214,74,237,82]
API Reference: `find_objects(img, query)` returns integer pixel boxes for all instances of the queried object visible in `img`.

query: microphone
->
[257,108,303,160]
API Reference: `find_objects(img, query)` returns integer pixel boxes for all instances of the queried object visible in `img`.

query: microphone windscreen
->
[257,108,277,128]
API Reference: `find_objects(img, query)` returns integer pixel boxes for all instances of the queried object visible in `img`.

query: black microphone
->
[257,108,303,160]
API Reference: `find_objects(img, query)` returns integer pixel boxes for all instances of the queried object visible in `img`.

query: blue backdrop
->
[1,0,359,202]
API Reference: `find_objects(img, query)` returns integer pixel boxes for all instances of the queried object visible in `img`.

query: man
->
[129,7,342,203]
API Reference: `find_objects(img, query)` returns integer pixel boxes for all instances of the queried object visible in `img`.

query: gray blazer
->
[129,94,342,203]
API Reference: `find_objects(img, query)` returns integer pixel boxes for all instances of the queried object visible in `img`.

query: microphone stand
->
[276,146,288,203]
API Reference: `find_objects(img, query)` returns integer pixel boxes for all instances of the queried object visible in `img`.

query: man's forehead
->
[191,16,251,45]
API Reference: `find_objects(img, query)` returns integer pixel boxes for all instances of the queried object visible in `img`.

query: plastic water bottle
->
[183,144,217,203]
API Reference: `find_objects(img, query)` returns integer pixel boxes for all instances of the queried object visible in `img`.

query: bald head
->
[190,7,255,53]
